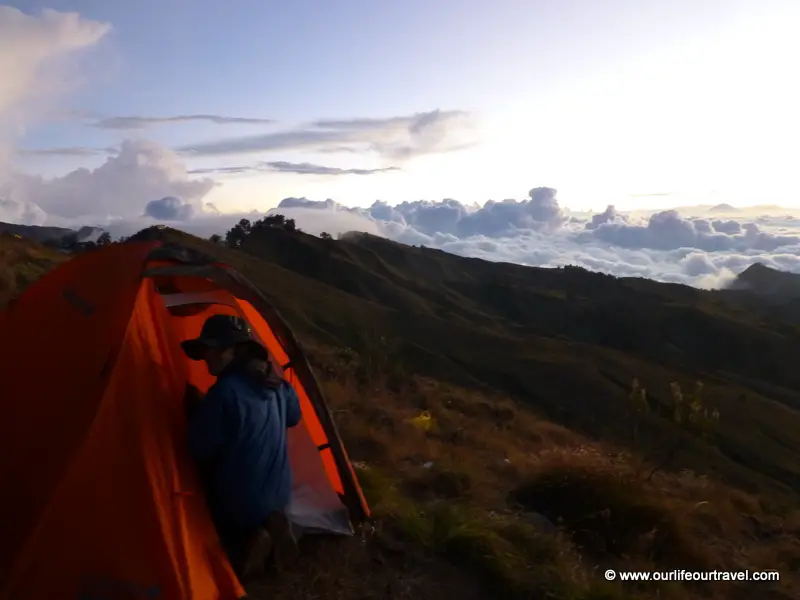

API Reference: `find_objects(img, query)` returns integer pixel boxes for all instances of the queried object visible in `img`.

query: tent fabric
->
[0,240,369,600]
[142,263,369,517]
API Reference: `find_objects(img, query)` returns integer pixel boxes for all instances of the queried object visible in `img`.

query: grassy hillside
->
[131,226,800,503]
[0,220,74,243]
[0,233,68,306]
[3,227,799,599]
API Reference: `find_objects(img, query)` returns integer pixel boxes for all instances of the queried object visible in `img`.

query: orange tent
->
[0,240,369,600]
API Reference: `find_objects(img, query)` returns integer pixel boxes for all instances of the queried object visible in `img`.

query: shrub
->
[509,464,710,569]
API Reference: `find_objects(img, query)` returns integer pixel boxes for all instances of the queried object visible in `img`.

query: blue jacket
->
[187,363,302,532]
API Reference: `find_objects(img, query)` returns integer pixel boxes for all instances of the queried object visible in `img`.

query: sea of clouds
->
[3,135,800,289]
[262,193,800,289]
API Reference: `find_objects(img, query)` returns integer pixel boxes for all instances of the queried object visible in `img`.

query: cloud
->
[18,146,109,157]
[269,206,383,237]
[585,205,628,230]
[582,209,800,253]
[4,139,215,221]
[178,109,480,161]
[265,161,399,176]
[187,165,256,176]
[188,161,400,177]
[0,6,114,221]
[312,110,480,160]
[226,193,800,290]
[0,7,111,149]
[0,197,46,225]
[95,204,383,242]
[681,252,718,277]
[316,146,363,154]
[30,174,800,291]
[143,196,195,221]
[181,129,353,157]
[331,186,569,238]
[89,114,275,130]
[710,219,742,235]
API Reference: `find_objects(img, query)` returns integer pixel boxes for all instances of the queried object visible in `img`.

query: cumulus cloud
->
[0,6,113,222]
[178,109,480,161]
[0,6,111,149]
[585,205,627,229]
[143,196,195,221]
[582,209,800,253]
[89,114,275,130]
[330,186,569,238]
[5,139,215,221]
[710,219,742,235]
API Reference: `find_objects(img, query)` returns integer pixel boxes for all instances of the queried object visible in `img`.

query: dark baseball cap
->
[180,314,256,360]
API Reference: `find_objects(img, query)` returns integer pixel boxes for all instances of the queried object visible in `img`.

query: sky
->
[1,0,800,287]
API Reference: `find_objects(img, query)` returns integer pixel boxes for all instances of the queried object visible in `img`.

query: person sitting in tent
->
[180,314,302,576]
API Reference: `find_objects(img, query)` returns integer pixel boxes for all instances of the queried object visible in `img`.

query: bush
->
[509,464,710,568]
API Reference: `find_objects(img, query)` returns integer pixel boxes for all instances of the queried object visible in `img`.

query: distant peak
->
[740,262,773,275]
[729,262,800,297]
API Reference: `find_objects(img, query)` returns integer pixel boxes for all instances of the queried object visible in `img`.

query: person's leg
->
[238,526,272,577]
[218,521,271,578]
[264,510,299,570]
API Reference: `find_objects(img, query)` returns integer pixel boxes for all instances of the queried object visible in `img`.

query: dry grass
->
[0,234,67,307]
[286,346,799,600]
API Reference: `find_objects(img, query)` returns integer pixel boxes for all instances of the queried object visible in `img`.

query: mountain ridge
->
[0,220,108,244]
[728,261,800,298]
[8,222,800,498]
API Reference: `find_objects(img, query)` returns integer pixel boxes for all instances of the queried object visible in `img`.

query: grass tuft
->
[510,463,709,568]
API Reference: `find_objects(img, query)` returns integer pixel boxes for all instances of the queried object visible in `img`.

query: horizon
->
[1,1,800,288]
